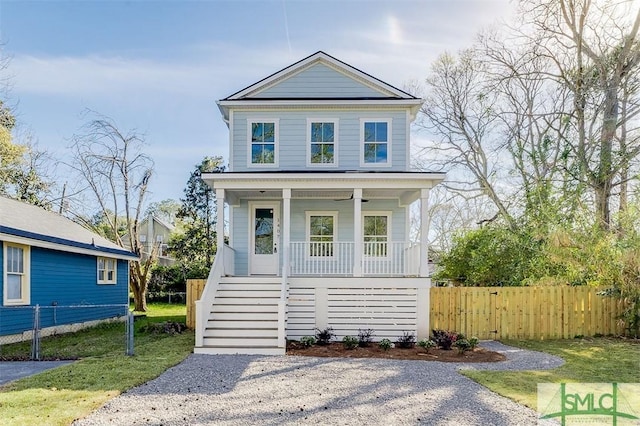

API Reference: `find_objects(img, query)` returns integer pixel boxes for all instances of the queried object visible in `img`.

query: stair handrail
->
[195,246,225,347]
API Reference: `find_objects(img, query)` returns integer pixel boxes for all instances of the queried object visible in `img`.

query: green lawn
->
[0,303,194,426]
[463,338,640,410]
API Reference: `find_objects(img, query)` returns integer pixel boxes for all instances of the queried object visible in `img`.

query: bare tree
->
[69,112,155,312]
[520,0,640,229]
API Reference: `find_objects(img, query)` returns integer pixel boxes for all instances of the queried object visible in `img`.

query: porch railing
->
[289,241,420,276]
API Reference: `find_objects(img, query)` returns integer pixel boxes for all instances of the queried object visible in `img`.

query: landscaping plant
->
[315,327,335,346]
[396,331,416,349]
[378,338,393,351]
[300,336,316,347]
[432,329,458,350]
[342,335,358,350]
[417,339,436,352]
[357,328,375,347]
[454,338,472,354]
[468,336,479,350]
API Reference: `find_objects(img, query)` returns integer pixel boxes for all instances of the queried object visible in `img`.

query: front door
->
[250,203,280,275]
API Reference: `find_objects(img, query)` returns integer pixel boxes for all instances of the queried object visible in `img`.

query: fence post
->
[31,305,40,360]
[126,310,134,356]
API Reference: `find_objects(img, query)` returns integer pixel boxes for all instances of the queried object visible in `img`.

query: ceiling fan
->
[333,193,369,202]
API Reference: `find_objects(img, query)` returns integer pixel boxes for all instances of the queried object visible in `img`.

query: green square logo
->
[538,383,640,425]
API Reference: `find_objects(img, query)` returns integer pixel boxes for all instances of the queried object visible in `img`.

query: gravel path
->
[74,342,563,426]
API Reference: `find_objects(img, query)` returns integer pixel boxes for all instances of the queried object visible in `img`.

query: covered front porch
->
[202,171,446,279]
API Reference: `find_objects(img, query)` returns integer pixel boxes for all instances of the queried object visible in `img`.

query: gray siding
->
[231,110,408,172]
[252,63,389,98]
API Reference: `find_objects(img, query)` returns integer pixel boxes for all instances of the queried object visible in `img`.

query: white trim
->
[360,118,392,168]
[305,211,338,259]
[202,172,446,190]
[3,242,30,306]
[97,256,117,285]
[0,233,137,261]
[406,109,411,169]
[248,201,280,275]
[306,118,339,168]
[246,118,279,168]
[228,110,234,171]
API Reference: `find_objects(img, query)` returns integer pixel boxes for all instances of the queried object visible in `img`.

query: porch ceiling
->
[217,188,421,205]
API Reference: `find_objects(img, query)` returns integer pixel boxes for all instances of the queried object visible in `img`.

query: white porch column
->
[281,189,291,292]
[419,188,430,277]
[216,189,225,272]
[353,188,363,277]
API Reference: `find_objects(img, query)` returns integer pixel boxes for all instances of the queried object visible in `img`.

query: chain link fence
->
[0,304,133,360]
[145,291,187,304]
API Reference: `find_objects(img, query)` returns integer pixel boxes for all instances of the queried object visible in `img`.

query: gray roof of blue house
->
[0,196,138,260]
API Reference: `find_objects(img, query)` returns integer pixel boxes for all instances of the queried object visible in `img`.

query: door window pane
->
[255,208,274,254]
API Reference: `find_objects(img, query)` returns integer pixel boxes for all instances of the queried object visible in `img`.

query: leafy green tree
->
[434,227,541,287]
[169,156,225,274]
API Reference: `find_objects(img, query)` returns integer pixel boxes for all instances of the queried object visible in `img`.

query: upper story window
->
[307,212,337,257]
[361,119,391,166]
[308,119,337,166]
[249,121,278,166]
[3,243,30,306]
[97,257,117,285]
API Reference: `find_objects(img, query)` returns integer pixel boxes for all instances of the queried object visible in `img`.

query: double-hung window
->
[308,120,337,166]
[307,212,337,257]
[97,257,117,284]
[361,119,391,166]
[249,121,277,166]
[363,213,390,257]
[3,243,30,305]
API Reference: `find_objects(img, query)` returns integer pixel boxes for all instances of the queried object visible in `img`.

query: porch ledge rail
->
[289,241,420,276]
[195,243,233,347]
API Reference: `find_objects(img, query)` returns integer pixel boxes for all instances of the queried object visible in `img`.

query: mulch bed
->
[286,341,506,362]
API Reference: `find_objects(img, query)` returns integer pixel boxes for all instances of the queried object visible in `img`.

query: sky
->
[0,0,514,207]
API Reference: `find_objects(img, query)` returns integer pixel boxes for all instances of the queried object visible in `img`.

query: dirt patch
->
[286,341,506,362]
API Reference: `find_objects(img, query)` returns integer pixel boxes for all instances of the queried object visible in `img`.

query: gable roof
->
[217,51,423,120]
[0,196,138,260]
[223,51,418,101]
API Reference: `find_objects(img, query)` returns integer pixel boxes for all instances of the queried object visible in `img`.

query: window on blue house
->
[97,257,117,284]
[362,120,391,165]
[309,121,336,165]
[363,214,390,257]
[3,243,30,306]
[250,121,277,165]
[307,212,337,257]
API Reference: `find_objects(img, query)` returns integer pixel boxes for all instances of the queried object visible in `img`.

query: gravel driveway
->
[74,342,563,426]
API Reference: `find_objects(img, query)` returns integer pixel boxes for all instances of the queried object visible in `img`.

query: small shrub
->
[315,327,335,346]
[139,321,187,335]
[300,336,316,347]
[417,339,436,352]
[396,331,416,349]
[468,336,479,350]
[454,339,471,354]
[379,338,393,351]
[342,335,358,350]
[357,328,375,347]
[431,329,458,350]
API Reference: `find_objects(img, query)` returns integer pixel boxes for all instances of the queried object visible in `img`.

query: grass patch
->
[0,303,193,426]
[462,338,640,410]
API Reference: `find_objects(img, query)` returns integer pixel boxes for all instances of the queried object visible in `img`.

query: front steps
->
[194,277,285,355]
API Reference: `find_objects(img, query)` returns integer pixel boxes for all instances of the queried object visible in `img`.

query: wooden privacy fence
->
[186,279,206,329]
[430,286,625,340]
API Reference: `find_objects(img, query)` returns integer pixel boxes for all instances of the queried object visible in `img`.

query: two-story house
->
[195,52,445,354]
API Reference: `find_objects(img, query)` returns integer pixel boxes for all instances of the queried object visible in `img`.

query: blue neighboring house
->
[0,196,138,339]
